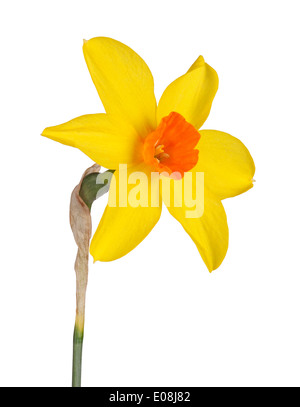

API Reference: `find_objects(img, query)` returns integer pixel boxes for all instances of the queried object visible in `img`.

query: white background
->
[1,0,300,387]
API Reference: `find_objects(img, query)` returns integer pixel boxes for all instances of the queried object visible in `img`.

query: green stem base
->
[72,325,84,387]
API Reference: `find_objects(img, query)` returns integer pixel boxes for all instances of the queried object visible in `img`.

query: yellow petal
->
[165,178,228,272]
[196,130,255,200]
[157,56,218,129]
[91,164,162,261]
[42,114,143,168]
[83,37,157,137]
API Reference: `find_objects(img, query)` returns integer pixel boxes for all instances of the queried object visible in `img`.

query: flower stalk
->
[70,165,113,387]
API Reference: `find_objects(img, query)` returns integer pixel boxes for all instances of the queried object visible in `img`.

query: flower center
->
[154,144,169,161]
[143,112,200,179]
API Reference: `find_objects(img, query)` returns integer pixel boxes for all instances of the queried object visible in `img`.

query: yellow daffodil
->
[42,37,255,272]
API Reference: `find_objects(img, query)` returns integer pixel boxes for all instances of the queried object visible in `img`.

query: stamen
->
[154,144,170,162]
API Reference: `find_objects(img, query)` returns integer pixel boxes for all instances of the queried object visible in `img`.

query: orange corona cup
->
[143,112,200,179]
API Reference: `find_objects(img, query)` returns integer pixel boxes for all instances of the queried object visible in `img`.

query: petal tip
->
[187,55,205,73]
[41,127,48,138]
[90,250,98,264]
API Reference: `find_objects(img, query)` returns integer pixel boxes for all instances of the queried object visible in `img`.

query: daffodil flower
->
[43,37,255,272]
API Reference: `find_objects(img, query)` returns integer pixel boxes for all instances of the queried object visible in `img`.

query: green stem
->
[72,324,84,387]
